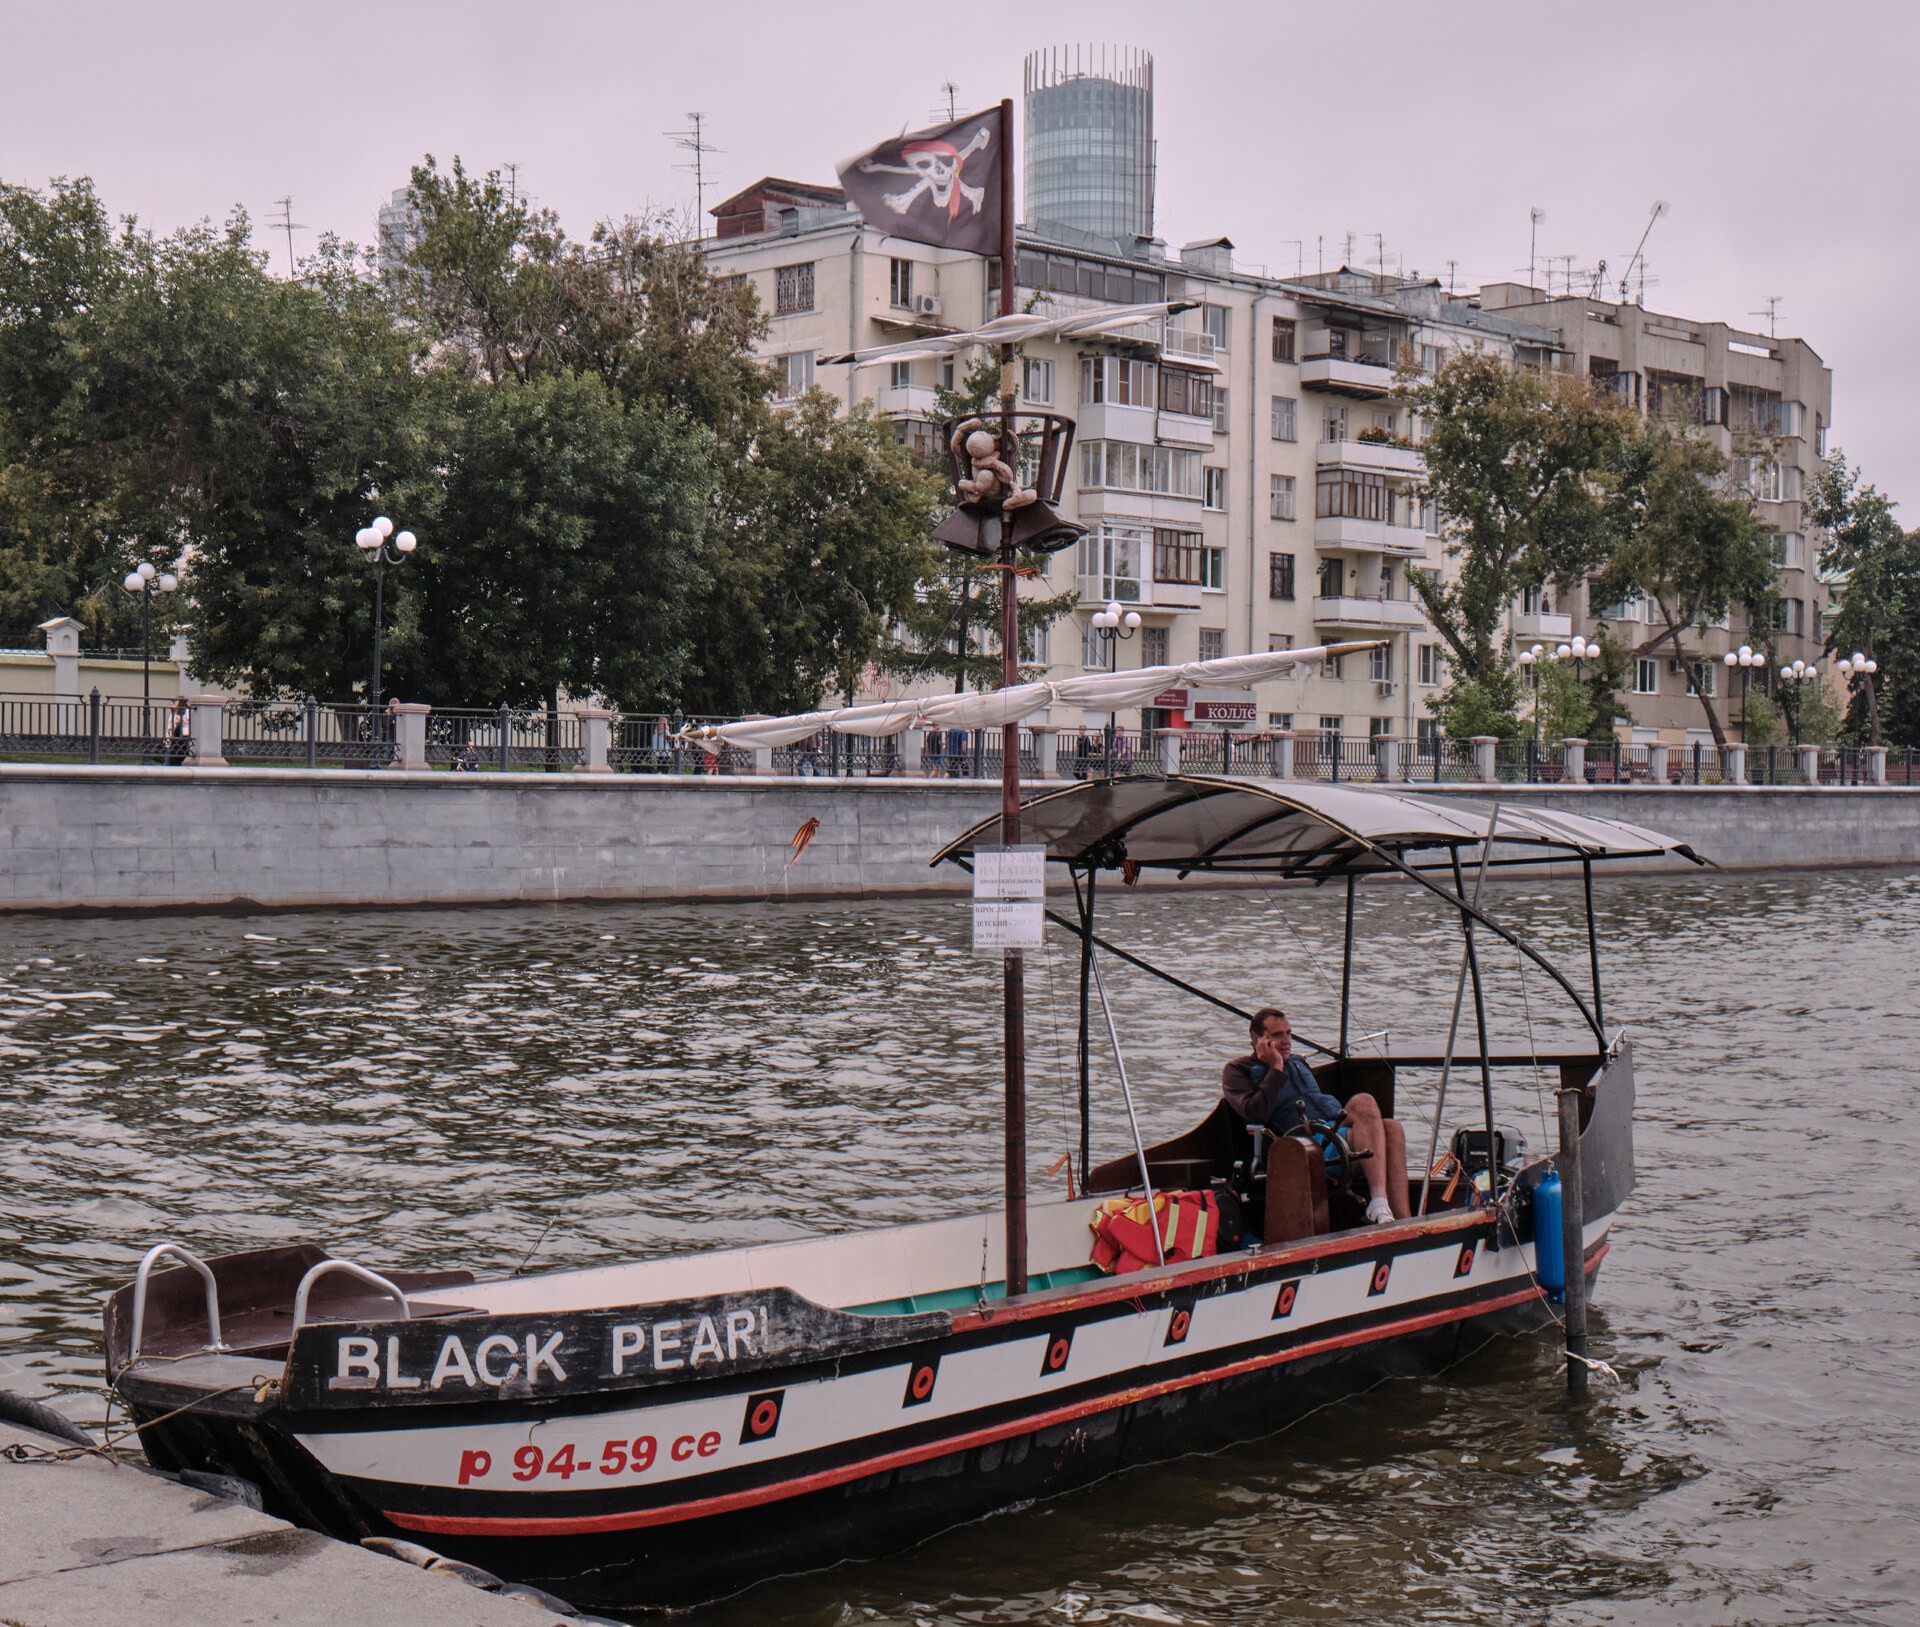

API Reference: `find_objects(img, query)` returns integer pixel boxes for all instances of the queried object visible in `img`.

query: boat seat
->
[1085,1099,1243,1193]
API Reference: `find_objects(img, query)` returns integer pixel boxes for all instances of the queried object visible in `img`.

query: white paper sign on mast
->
[972,845,1045,952]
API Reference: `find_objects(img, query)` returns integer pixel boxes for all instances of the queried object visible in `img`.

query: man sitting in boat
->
[1223,1008,1410,1225]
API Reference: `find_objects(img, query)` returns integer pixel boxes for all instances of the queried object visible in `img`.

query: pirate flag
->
[836,106,1005,256]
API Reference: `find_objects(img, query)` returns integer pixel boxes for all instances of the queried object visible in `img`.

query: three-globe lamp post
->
[353,517,416,712]
[1722,644,1764,742]
[121,560,179,730]
[1089,600,1141,776]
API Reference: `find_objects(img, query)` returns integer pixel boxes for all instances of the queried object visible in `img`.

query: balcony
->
[1315,438,1424,479]
[1313,515,1429,557]
[1300,355,1395,397]
[877,383,941,419]
[1312,595,1428,632]
[1161,326,1219,366]
[1511,610,1573,641]
[1076,576,1201,613]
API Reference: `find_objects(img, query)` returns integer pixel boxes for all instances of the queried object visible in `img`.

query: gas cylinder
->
[1533,1170,1565,1301]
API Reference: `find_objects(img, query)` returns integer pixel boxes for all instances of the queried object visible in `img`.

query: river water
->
[1,868,1914,1625]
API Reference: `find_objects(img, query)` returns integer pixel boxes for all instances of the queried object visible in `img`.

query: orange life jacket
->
[1089,1189,1220,1276]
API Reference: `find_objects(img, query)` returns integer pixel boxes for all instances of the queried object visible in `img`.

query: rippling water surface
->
[3,868,1915,1625]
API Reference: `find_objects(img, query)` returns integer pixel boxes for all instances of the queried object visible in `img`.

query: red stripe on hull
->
[386,1275,1556,1539]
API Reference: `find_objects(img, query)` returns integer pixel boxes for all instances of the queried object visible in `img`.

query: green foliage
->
[1427,657,1522,740]
[1810,451,1915,746]
[1400,352,1625,693]
[1741,689,1782,749]
[1531,654,1594,744]
[1592,418,1776,748]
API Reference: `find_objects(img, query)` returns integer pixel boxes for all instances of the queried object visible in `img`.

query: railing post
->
[1330,729,1342,784]
[1525,737,1537,783]
[1031,725,1057,781]
[187,694,227,767]
[574,706,612,773]
[1766,744,1777,785]
[1470,734,1498,784]
[392,702,430,771]
[1795,742,1819,784]
[88,686,102,764]
[1273,730,1295,780]
[498,702,513,773]
[1721,741,1746,786]
[1375,734,1399,783]
[1561,737,1587,784]
[304,694,318,768]
[1645,742,1669,784]
[1158,729,1182,776]
[1865,745,1888,786]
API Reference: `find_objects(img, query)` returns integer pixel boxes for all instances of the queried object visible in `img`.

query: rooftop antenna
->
[1589,258,1609,298]
[267,197,305,279]
[1280,239,1303,276]
[1750,295,1781,339]
[1529,206,1545,291]
[1549,253,1575,298]
[1619,200,1668,305]
[1317,234,1324,274]
[1371,232,1386,277]
[667,113,722,231]
[1445,259,1458,295]
[504,163,521,207]
[934,80,959,121]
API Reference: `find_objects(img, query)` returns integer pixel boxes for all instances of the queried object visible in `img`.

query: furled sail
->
[678,641,1387,750]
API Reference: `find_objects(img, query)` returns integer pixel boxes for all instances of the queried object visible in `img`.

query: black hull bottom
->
[134,1271,1587,1613]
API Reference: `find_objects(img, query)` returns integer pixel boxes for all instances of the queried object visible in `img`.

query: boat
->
[105,772,1704,1611]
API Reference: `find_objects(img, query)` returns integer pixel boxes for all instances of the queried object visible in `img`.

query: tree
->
[684,393,943,715]
[1400,351,1625,726]
[1592,420,1776,749]
[880,356,1077,693]
[1809,451,1910,746]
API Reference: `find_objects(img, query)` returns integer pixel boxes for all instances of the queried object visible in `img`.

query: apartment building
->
[703,180,1570,744]
[1477,284,1833,746]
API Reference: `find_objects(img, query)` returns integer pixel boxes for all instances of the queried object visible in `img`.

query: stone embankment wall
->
[0,764,1912,913]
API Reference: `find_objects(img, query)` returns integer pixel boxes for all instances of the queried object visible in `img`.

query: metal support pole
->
[1338,872,1356,1067]
[1075,865,1097,1194]
[370,553,386,711]
[1450,849,1499,1193]
[305,694,318,769]
[1557,1084,1590,1399]
[1330,728,1341,784]
[88,686,102,765]
[1582,857,1605,1035]
[995,96,1028,1301]
[498,702,512,773]
[141,586,153,743]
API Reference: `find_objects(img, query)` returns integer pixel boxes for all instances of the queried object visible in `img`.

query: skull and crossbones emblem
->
[860,128,991,221]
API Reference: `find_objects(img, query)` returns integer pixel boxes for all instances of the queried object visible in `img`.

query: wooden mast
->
[996,96,1028,1299]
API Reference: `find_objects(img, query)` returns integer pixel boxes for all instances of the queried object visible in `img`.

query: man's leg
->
[1342,1092,1407,1220]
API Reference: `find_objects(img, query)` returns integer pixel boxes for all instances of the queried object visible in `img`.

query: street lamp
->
[1777,657,1819,744]
[1089,599,1141,775]
[353,516,417,711]
[121,560,179,734]
[1722,644,1764,742]
[1551,634,1595,679]
[1517,643,1545,749]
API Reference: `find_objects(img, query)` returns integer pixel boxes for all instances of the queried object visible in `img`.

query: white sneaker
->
[1365,1195,1395,1225]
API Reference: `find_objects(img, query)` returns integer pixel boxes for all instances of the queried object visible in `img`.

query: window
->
[1634,658,1659,695]
[1026,620,1052,665]
[1270,396,1298,441]
[1202,303,1231,351]
[1203,467,1228,510]
[1201,547,1225,590]
[1078,523,1147,602]
[1270,474,1296,521]
[1142,626,1169,666]
[1271,318,1297,363]
[1418,643,1441,686]
[1323,405,1348,444]
[1816,414,1827,456]
[891,417,938,457]
[1081,357,1156,405]
[939,356,956,391]
[1079,441,1203,498]
[1319,714,1345,737]
[774,262,815,314]
[1022,357,1054,404]
[713,272,746,295]
[1212,385,1230,434]
[1685,662,1717,697]
[1417,717,1441,748]
[1783,597,1805,635]
[1369,645,1392,683]
[889,257,913,308]
[1420,498,1439,534]
[888,361,912,390]
[1419,343,1445,375]
[1317,469,1392,523]
[774,351,814,399]
[1268,710,1294,728]
[1198,628,1225,662]
[1370,716,1392,739]
[1152,528,1204,585]
[1159,366,1215,420]
[1774,531,1805,570]
[1269,552,1296,601]
[1081,619,1107,668]
[1015,250,1165,304]
[1319,557,1344,599]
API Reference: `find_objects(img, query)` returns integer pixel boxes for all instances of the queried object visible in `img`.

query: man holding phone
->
[1222,1007,1408,1224]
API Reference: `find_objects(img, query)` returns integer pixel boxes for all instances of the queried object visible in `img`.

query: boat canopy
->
[932,775,1708,878]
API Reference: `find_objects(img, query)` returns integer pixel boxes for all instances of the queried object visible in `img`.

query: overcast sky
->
[7,0,1915,508]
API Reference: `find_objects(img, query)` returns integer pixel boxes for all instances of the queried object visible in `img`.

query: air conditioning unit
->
[1668,658,1686,674]
[913,293,943,318]
[1375,681,1396,696]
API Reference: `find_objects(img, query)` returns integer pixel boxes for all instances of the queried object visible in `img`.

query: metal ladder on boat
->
[127,1243,415,1363]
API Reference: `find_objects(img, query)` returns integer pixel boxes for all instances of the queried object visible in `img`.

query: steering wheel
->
[1293,1117,1363,1204]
